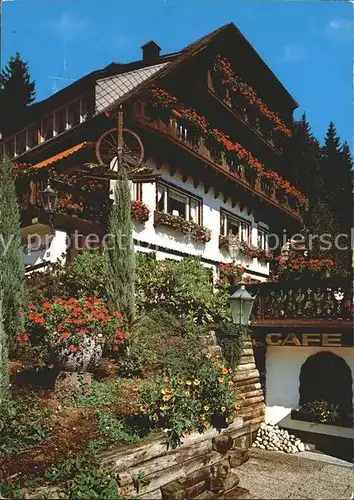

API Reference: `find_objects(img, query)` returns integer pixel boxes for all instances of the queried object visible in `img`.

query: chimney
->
[141,40,161,63]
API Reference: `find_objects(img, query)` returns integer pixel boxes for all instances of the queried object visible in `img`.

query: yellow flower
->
[162,395,171,402]
[160,405,170,411]
[193,379,200,386]
[203,405,209,411]
[184,391,191,397]
[186,380,192,386]
[221,406,226,412]
[221,368,229,375]
[177,378,183,385]
[228,380,234,386]
[161,387,171,395]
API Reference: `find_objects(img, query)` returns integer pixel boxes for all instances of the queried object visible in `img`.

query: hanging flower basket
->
[131,200,150,224]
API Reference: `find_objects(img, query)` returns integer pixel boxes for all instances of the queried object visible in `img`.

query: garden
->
[0,156,245,499]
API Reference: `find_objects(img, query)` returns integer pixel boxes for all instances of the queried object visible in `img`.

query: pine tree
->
[107,177,136,330]
[283,113,321,200]
[321,122,342,205]
[0,52,35,134]
[0,155,26,345]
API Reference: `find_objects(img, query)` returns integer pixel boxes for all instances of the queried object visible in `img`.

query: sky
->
[1,0,353,146]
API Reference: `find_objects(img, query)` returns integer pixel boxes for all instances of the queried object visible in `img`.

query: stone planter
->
[57,337,104,372]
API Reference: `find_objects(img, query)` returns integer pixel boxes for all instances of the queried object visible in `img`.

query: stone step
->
[217,486,250,499]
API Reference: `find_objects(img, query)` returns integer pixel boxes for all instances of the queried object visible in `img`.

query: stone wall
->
[234,338,266,432]
[99,417,251,499]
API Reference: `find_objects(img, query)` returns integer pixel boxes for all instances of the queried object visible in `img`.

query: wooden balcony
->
[133,103,303,222]
[206,70,284,155]
[247,277,353,331]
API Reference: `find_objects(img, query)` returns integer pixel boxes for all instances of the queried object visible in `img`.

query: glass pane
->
[228,218,240,237]
[190,198,199,223]
[241,222,249,242]
[220,213,226,236]
[42,114,54,141]
[68,99,80,128]
[157,185,165,211]
[55,108,66,135]
[168,190,187,219]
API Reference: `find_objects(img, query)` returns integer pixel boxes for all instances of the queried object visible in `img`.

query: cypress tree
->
[0,155,26,345]
[0,52,35,134]
[107,176,136,330]
[0,291,10,410]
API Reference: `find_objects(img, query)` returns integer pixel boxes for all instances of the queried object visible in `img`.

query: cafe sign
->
[252,332,352,348]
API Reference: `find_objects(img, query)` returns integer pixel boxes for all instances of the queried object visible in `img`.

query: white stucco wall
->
[265,346,354,424]
[133,160,271,277]
[23,230,67,269]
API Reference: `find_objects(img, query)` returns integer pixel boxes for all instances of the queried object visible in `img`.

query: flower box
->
[154,210,211,244]
[291,409,352,429]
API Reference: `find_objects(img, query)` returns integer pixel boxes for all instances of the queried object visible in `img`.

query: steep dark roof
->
[14,22,298,129]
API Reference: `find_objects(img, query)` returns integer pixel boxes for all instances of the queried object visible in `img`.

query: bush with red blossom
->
[24,297,127,367]
[131,200,150,223]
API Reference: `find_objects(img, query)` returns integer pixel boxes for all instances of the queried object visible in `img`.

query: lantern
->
[229,283,255,325]
[39,182,58,214]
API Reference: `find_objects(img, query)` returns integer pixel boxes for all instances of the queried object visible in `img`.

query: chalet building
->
[3,23,307,281]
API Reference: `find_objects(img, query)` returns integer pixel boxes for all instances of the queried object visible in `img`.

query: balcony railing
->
[247,277,353,323]
[207,71,284,154]
[134,103,302,221]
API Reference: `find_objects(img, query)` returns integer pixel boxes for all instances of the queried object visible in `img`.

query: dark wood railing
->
[206,70,284,154]
[134,103,303,222]
[247,277,353,323]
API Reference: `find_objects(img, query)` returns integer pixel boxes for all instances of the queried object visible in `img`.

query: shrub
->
[0,392,52,453]
[136,254,230,325]
[76,379,122,407]
[25,297,127,368]
[26,252,109,305]
[139,359,238,448]
[126,309,206,378]
[300,399,339,424]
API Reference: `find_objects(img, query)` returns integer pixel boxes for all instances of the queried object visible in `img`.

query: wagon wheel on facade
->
[95,128,144,172]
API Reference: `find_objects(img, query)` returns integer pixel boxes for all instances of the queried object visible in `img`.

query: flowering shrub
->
[219,262,245,284]
[138,360,238,448]
[300,399,339,424]
[131,200,150,223]
[149,85,178,109]
[24,298,127,368]
[57,193,84,215]
[274,256,335,279]
[238,241,273,262]
[148,87,308,210]
[213,55,292,137]
[154,211,211,244]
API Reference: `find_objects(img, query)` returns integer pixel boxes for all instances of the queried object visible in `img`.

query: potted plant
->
[131,200,150,224]
[26,298,127,372]
[219,261,245,286]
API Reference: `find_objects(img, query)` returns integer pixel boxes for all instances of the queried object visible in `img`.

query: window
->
[131,182,142,201]
[220,211,251,243]
[16,130,27,155]
[27,125,38,149]
[41,114,54,141]
[157,183,201,223]
[67,99,80,128]
[55,108,67,135]
[80,97,89,122]
[4,137,14,157]
[257,228,268,250]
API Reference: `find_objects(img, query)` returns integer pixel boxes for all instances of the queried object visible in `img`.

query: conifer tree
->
[107,176,136,330]
[0,291,10,410]
[0,155,26,345]
[321,122,342,205]
[0,52,35,134]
